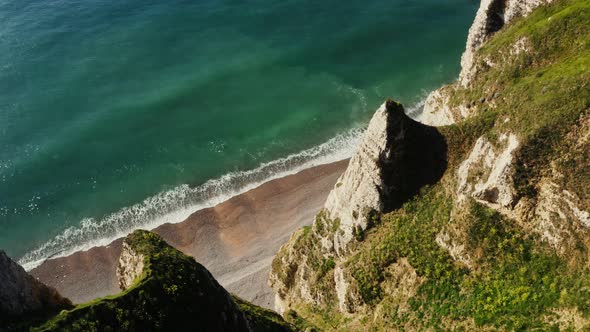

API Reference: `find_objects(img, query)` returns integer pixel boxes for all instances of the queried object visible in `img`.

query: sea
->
[0,0,478,269]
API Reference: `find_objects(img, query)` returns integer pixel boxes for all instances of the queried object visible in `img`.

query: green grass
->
[460,204,563,330]
[341,187,589,330]
[451,0,590,201]
[284,305,349,332]
[273,1,590,330]
[233,296,294,332]
[35,230,293,332]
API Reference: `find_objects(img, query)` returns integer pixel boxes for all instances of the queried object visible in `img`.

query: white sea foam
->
[19,128,363,271]
[19,95,433,271]
[405,89,429,119]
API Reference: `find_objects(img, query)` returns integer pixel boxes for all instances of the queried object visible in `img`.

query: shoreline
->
[30,159,348,309]
[19,128,362,271]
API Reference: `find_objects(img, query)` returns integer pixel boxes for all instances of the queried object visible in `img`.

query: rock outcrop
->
[417,86,458,127]
[323,100,447,255]
[457,133,520,208]
[116,241,145,290]
[419,0,554,126]
[39,230,294,332]
[459,0,555,87]
[0,251,72,326]
[534,180,590,252]
[270,100,447,314]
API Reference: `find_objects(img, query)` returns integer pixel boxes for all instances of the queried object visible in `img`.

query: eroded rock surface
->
[116,241,145,290]
[457,133,520,208]
[324,100,447,255]
[270,100,447,314]
[418,87,457,127]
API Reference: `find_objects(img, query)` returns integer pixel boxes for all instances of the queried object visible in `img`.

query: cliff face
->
[322,100,447,255]
[116,241,145,290]
[419,0,554,126]
[269,100,446,315]
[37,230,294,332]
[459,0,555,87]
[0,251,71,324]
[271,0,590,330]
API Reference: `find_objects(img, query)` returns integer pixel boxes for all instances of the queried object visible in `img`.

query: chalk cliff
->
[419,0,555,126]
[459,0,555,87]
[320,100,447,255]
[269,100,447,314]
[270,0,590,330]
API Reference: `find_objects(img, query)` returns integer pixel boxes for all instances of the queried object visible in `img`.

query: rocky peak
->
[269,100,447,315]
[323,99,447,254]
[0,251,72,320]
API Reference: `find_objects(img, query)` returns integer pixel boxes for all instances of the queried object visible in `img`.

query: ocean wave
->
[405,89,429,119]
[19,128,363,271]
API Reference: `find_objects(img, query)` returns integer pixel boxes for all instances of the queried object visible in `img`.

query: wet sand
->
[30,160,348,309]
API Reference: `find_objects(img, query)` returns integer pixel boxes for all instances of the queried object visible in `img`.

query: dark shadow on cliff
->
[0,251,74,332]
[378,100,448,213]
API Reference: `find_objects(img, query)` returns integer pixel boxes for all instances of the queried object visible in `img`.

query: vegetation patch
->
[233,296,294,332]
[340,187,589,330]
[449,0,590,201]
[35,231,292,332]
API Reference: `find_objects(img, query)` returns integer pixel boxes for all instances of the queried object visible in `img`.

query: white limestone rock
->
[457,133,520,208]
[533,180,590,253]
[459,0,554,87]
[323,102,391,254]
[334,266,350,313]
[116,241,146,290]
[333,266,362,314]
[324,100,446,255]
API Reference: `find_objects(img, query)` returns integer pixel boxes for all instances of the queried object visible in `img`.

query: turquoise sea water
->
[0,0,477,268]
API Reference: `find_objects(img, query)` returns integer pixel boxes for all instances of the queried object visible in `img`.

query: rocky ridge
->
[18,230,294,332]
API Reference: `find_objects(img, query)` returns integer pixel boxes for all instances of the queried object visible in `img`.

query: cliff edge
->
[419,0,555,126]
[270,0,590,330]
[322,100,446,256]
[269,100,447,315]
[34,230,294,332]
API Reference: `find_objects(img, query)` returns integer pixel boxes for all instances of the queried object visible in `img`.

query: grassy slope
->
[283,0,590,330]
[452,0,590,203]
[34,231,293,332]
[233,296,295,332]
